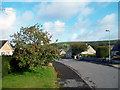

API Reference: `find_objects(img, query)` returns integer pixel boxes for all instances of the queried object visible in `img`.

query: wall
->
[0,42,13,56]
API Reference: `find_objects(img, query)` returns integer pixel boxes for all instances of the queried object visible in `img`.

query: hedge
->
[1,55,13,77]
[81,54,96,57]
[96,46,109,58]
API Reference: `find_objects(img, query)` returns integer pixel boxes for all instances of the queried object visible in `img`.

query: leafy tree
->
[92,45,99,51]
[70,43,88,56]
[96,46,109,58]
[57,43,70,52]
[10,24,60,71]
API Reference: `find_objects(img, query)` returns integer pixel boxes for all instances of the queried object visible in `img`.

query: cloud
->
[44,20,66,34]
[79,7,94,17]
[17,11,34,23]
[97,13,115,25]
[43,20,67,42]
[5,0,119,2]
[0,8,17,40]
[34,2,92,21]
[71,18,91,32]
[69,13,117,41]
[71,33,78,40]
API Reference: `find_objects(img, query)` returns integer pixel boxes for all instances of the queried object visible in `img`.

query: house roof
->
[111,41,120,51]
[0,40,8,49]
[59,49,66,52]
[66,48,72,53]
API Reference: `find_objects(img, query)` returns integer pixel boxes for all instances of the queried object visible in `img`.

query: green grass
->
[2,66,59,88]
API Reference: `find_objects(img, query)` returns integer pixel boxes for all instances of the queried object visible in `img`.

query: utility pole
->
[106,30,111,62]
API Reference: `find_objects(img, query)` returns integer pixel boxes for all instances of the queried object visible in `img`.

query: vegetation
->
[81,54,96,57]
[2,66,59,88]
[10,24,60,71]
[96,46,109,58]
[1,56,13,77]
[56,43,70,52]
[55,39,118,49]
[91,45,99,51]
[70,43,88,56]
[60,54,66,57]
[2,24,60,88]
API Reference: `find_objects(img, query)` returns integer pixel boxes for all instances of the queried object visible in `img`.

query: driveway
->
[57,59,119,88]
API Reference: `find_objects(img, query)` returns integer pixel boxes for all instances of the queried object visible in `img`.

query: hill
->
[55,39,119,51]
[56,39,118,46]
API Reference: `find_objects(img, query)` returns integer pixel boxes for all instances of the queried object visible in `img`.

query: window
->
[1,51,6,55]
[8,51,11,55]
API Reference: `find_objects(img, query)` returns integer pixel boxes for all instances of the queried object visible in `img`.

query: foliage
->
[55,39,118,47]
[56,43,70,52]
[81,54,96,57]
[10,24,60,71]
[60,54,66,57]
[70,43,88,56]
[2,66,59,88]
[1,56,13,77]
[96,46,109,58]
[91,45,99,51]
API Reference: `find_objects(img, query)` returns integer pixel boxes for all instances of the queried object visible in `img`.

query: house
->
[59,49,66,55]
[0,40,13,56]
[66,45,96,58]
[111,41,120,55]
[81,45,96,55]
[66,48,72,58]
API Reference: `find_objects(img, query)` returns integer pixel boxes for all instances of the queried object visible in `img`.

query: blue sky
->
[0,1,118,43]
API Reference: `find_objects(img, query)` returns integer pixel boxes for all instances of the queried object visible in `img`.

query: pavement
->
[56,59,119,89]
[53,61,91,89]
[111,64,120,68]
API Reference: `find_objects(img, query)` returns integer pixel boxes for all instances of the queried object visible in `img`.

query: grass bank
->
[2,66,59,88]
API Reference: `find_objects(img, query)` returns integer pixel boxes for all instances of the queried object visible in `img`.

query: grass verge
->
[2,66,59,88]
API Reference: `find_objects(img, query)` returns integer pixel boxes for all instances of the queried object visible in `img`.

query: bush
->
[10,24,60,71]
[60,54,66,57]
[80,54,95,57]
[87,54,96,57]
[1,56,13,77]
[96,46,109,58]
[1,55,29,77]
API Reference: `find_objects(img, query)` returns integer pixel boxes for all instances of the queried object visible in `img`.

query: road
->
[53,61,90,88]
[57,59,119,88]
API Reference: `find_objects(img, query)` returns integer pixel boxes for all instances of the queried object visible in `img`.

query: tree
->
[57,43,70,52]
[70,43,88,56]
[92,45,99,51]
[96,46,109,58]
[10,24,60,71]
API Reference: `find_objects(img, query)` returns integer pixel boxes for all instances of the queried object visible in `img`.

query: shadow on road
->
[53,61,91,89]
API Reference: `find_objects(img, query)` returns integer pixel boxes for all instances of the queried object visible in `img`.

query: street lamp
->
[106,30,111,62]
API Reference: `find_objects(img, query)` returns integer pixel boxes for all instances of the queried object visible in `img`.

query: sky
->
[0,0,119,43]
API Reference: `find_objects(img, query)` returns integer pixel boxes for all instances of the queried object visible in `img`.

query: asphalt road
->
[53,61,90,88]
[57,59,119,88]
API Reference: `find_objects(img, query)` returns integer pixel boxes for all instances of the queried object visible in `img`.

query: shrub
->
[87,54,96,57]
[60,54,66,57]
[1,56,13,77]
[10,24,60,71]
[96,46,109,58]
[80,54,95,57]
